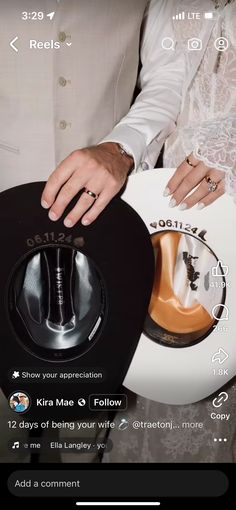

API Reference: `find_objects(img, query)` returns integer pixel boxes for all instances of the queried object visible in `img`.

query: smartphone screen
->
[0,1,235,508]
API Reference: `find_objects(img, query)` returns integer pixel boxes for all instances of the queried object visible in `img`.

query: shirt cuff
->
[99,124,146,172]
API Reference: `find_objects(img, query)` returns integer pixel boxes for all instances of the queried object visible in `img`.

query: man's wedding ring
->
[185,156,197,168]
[205,176,218,193]
[84,188,99,200]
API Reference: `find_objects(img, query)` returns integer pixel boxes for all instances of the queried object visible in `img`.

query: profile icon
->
[214,37,229,52]
[9,391,30,413]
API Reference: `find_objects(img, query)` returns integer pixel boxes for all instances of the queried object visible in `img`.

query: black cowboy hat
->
[0,182,154,418]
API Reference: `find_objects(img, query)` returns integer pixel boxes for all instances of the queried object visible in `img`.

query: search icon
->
[161,37,175,50]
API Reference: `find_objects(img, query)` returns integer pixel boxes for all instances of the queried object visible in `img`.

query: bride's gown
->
[104,0,236,463]
[165,0,236,201]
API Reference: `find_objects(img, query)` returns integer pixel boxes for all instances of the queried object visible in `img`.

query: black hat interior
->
[0,182,154,418]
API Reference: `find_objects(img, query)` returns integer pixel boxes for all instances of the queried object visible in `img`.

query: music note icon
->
[12,441,20,449]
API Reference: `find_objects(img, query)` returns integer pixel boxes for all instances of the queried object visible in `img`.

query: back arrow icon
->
[10,36,19,52]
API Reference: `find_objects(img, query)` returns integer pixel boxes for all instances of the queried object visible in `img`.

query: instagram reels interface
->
[0,0,235,508]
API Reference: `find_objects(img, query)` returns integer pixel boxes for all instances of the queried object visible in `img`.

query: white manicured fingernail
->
[82,218,90,226]
[169,198,177,208]
[163,187,171,197]
[197,202,205,210]
[48,211,58,221]
[41,199,49,209]
[179,203,188,211]
[64,218,72,228]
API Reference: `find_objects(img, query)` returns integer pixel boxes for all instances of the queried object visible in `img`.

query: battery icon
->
[204,12,213,19]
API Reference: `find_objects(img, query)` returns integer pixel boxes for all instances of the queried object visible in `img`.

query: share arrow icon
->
[211,348,229,365]
[47,12,55,20]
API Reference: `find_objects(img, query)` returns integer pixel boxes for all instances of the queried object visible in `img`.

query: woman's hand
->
[41,142,133,227]
[164,154,225,210]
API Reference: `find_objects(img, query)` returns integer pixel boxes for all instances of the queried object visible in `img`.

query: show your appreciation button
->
[89,394,127,411]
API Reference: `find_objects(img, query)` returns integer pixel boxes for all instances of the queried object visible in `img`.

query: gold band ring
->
[84,188,99,200]
[185,156,197,168]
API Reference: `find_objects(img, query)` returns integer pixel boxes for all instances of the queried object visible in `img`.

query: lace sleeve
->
[180,116,236,202]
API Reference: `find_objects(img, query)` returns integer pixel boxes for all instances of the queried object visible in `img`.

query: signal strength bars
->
[172,12,185,20]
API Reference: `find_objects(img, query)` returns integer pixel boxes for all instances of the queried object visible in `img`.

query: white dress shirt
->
[102,0,186,171]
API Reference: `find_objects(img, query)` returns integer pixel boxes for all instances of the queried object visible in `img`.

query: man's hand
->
[164,153,225,210]
[41,142,133,227]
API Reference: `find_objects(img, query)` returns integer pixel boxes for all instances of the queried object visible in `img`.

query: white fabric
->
[101,0,185,171]
[164,0,236,201]
[182,118,236,174]
[0,0,185,191]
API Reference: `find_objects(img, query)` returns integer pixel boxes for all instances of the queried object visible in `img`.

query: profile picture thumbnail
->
[9,391,30,414]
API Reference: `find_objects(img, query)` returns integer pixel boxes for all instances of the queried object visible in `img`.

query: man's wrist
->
[99,142,134,173]
[115,143,134,172]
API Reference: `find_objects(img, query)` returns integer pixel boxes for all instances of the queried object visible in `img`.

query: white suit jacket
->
[0,0,184,191]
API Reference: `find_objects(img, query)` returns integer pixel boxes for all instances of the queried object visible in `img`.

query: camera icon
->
[188,38,202,51]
